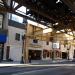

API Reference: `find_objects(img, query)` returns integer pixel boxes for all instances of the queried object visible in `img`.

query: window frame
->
[33,39,38,43]
[46,41,49,45]
[15,33,20,41]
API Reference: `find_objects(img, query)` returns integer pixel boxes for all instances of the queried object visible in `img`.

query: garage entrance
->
[62,52,67,59]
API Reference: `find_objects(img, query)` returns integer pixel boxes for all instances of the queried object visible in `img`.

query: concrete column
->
[51,30,56,60]
[54,50,56,59]
[3,0,11,29]
[23,36,29,63]
[3,13,9,29]
[3,43,7,60]
[3,0,10,60]
[60,51,62,58]
[3,13,9,60]
[41,49,43,60]
[23,24,30,63]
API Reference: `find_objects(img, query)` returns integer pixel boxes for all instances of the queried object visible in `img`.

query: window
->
[49,37,53,42]
[33,39,38,43]
[9,2,26,23]
[11,14,23,23]
[46,41,49,45]
[15,33,20,41]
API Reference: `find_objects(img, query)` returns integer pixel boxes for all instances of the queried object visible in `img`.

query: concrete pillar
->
[3,15,8,60]
[23,36,29,63]
[3,13,9,29]
[3,43,7,60]
[51,30,56,60]
[60,51,62,58]
[41,49,43,60]
[3,13,9,60]
[23,24,30,63]
[3,0,11,29]
[3,0,10,60]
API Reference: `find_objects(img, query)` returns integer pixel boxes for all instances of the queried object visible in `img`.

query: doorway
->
[0,43,4,61]
[62,52,67,59]
[6,46,10,60]
[29,50,42,60]
[73,50,75,58]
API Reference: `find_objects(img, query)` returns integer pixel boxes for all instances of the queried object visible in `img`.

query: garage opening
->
[62,52,67,59]
[29,50,42,60]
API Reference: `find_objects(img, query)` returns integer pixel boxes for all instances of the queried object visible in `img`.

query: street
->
[0,66,75,75]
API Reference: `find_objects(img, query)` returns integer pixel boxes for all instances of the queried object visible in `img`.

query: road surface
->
[0,66,75,75]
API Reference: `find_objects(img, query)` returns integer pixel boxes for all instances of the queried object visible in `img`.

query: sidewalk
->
[0,61,20,64]
[0,59,74,65]
[0,59,69,64]
[30,59,71,65]
[0,60,75,67]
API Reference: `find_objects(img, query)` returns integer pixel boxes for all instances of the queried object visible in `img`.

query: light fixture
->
[55,22,59,25]
[27,20,48,29]
[56,0,62,3]
[43,28,53,33]
[53,22,59,25]
[60,29,65,32]
[56,31,60,33]
[73,31,75,36]
[47,23,52,27]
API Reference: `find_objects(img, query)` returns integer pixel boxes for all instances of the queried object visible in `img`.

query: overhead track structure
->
[0,0,75,34]
[11,0,75,32]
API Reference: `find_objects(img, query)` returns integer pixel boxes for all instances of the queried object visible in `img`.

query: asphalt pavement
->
[0,66,56,75]
[0,66,75,75]
[12,66,75,75]
[0,60,75,75]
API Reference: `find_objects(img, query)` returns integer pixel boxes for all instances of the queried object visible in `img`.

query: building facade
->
[3,20,26,62]
[3,20,75,62]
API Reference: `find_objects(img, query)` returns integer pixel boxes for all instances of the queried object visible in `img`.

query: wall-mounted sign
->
[29,44,42,48]
[0,34,7,43]
[52,42,59,49]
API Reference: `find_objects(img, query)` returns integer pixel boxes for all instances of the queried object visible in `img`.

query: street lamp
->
[20,34,25,63]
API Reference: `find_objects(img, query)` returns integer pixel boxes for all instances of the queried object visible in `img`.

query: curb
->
[0,64,75,67]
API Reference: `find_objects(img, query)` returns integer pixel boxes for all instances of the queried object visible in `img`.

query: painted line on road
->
[12,67,59,75]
